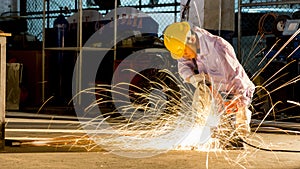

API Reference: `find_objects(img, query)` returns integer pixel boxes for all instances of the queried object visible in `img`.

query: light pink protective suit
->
[178,26,255,107]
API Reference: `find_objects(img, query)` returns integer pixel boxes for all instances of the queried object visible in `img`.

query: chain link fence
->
[25,0,180,41]
[237,0,300,76]
[24,0,299,65]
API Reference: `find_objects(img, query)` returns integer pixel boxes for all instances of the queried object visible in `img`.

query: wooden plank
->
[0,35,9,150]
[0,33,12,37]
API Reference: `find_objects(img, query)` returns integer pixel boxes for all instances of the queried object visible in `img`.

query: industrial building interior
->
[2,0,299,119]
[1,0,300,168]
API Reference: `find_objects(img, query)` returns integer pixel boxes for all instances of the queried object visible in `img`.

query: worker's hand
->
[187,73,211,88]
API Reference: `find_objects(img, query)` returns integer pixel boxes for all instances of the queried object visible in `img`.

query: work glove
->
[187,73,211,88]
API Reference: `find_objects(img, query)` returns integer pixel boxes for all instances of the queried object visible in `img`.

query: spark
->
[287,100,300,106]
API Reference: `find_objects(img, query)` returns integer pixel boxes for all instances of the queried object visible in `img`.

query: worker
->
[163,22,255,147]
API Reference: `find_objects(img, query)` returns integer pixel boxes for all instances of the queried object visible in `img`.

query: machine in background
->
[255,11,300,120]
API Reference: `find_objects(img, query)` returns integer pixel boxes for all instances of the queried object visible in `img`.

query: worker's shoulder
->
[194,27,223,42]
[193,27,211,35]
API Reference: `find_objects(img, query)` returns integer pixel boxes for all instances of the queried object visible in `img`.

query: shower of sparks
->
[67,66,254,162]
[68,27,300,165]
[77,69,211,157]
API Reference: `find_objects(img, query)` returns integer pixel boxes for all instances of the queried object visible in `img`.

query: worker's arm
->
[177,58,195,82]
[186,73,211,87]
[177,58,211,87]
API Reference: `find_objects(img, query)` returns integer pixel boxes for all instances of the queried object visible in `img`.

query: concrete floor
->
[2,111,300,169]
[1,141,300,169]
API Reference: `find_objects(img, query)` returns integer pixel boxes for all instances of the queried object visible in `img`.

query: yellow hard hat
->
[164,22,191,59]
